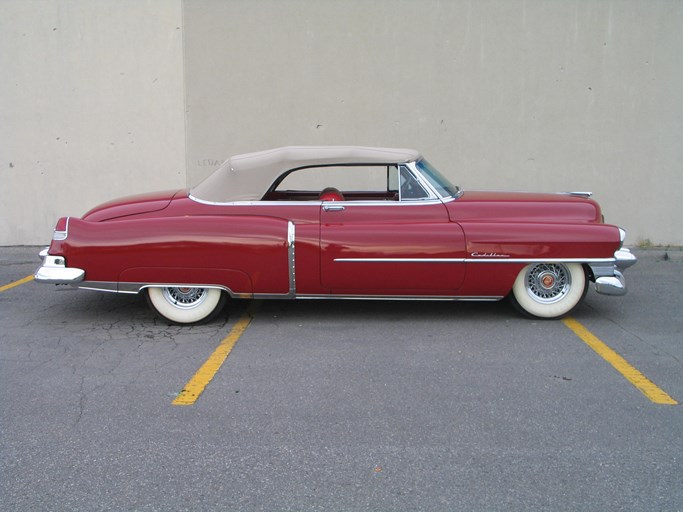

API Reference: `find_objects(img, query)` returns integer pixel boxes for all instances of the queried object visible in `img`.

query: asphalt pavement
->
[1,246,681,511]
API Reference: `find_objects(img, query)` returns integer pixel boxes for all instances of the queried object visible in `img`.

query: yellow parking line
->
[172,310,254,406]
[562,317,677,405]
[0,275,34,293]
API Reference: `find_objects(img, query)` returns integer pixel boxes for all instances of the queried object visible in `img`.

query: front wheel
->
[146,286,227,325]
[509,262,587,319]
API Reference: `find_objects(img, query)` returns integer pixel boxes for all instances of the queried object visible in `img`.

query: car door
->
[320,166,466,294]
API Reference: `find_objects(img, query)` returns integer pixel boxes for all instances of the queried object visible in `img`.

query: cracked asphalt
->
[1,246,682,511]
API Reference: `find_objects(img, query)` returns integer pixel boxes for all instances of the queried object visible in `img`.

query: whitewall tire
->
[510,263,587,319]
[146,286,226,325]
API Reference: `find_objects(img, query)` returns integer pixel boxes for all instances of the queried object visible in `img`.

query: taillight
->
[53,217,70,240]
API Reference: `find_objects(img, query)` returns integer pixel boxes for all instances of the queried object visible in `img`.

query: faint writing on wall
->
[197,159,223,167]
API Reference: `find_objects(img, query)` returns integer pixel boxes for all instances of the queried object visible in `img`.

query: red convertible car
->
[36,146,636,323]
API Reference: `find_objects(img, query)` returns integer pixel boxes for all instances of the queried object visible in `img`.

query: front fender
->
[460,222,622,260]
[455,221,623,297]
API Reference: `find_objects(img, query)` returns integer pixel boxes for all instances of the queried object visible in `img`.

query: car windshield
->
[416,159,460,198]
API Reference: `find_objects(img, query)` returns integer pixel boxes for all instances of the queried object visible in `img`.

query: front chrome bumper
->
[34,247,85,285]
[589,248,637,296]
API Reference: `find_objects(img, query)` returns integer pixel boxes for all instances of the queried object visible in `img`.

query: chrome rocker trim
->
[35,248,85,285]
[76,281,238,296]
[295,294,503,302]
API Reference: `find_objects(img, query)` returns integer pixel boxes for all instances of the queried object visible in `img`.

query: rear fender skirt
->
[118,267,253,295]
[76,221,297,299]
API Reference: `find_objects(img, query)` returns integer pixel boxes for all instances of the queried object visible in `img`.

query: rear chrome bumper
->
[34,247,85,285]
[589,248,637,296]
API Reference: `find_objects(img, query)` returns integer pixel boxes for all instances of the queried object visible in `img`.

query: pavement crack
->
[73,375,86,428]
[604,314,683,371]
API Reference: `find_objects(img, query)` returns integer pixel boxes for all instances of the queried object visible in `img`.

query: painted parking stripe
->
[0,275,33,293]
[172,309,254,406]
[563,317,678,405]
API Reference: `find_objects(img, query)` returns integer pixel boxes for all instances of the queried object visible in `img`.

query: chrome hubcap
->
[162,287,208,309]
[525,264,571,304]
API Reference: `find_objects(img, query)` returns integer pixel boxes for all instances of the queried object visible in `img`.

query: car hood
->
[81,190,182,222]
[446,191,603,223]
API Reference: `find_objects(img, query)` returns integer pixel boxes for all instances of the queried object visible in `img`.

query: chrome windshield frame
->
[408,158,462,201]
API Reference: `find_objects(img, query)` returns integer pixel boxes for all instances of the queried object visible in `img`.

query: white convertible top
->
[190,145,421,203]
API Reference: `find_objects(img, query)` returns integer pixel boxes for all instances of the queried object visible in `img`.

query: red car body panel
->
[448,191,602,223]
[320,202,466,293]
[52,214,291,294]
[37,146,633,322]
[82,190,179,222]
[47,189,621,298]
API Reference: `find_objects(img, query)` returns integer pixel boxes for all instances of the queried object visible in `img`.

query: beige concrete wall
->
[0,0,186,245]
[2,1,681,245]
[183,0,683,246]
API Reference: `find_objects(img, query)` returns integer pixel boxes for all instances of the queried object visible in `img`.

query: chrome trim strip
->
[329,199,444,207]
[77,281,236,296]
[465,257,615,264]
[287,221,296,297]
[78,281,121,293]
[189,194,444,207]
[287,220,295,245]
[334,257,615,264]
[293,294,503,302]
[400,163,439,201]
[407,160,460,201]
[319,199,445,207]
[335,258,467,263]
[78,283,503,303]
[249,293,289,300]
[189,194,323,206]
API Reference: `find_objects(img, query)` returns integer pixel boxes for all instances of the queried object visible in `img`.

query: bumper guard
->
[589,248,637,296]
[34,247,85,285]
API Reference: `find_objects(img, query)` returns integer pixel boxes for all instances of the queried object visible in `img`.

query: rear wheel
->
[145,286,226,325]
[510,262,587,319]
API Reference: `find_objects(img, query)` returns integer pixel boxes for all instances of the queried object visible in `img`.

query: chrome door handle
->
[323,205,345,212]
